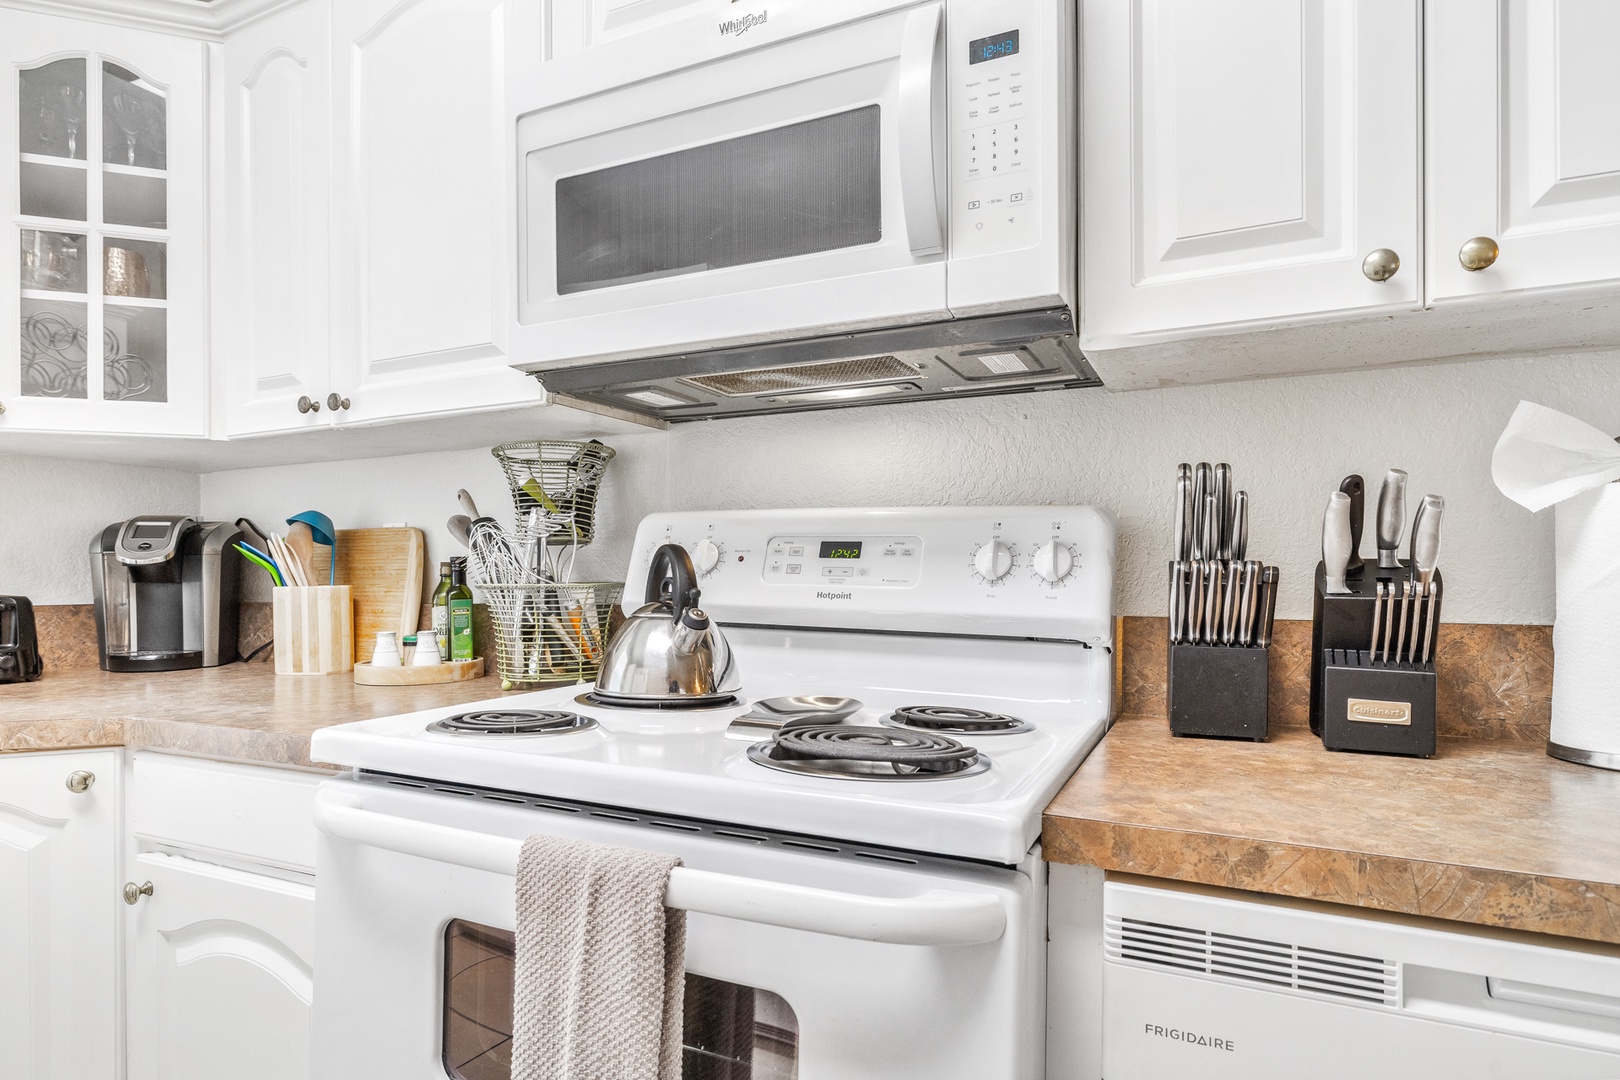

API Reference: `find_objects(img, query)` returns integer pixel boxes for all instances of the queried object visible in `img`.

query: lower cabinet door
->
[0,749,119,1080]
[126,850,315,1080]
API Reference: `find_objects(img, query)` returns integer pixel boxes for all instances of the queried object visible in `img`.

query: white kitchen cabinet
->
[1428,0,1620,301]
[219,0,333,437]
[2,8,208,435]
[1080,0,1422,353]
[0,748,120,1080]
[126,752,320,1080]
[325,0,542,425]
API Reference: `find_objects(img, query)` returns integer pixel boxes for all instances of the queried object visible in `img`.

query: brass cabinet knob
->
[123,880,154,905]
[326,392,351,411]
[1362,249,1401,282]
[1459,236,1500,271]
[0,400,6,414]
[65,770,95,793]
[297,395,321,414]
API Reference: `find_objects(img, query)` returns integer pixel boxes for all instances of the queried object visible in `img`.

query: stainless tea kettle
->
[594,544,740,705]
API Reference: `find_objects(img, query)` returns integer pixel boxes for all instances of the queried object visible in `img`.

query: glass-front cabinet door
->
[3,13,206,435]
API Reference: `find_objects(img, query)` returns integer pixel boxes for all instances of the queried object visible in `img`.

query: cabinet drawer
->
[131,753,321,873]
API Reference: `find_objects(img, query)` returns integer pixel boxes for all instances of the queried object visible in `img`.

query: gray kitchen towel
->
[513,834,687,1080]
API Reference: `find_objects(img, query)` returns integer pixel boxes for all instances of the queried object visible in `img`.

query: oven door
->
[512,0,950,370]
[312,777,1043,1079]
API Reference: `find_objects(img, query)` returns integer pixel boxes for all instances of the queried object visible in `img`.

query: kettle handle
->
[646,544,702,622]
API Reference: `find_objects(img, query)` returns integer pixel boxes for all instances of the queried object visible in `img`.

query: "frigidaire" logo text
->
[815,591,853,600]
[719,10,767,36]
[1144,1024,1235,1052]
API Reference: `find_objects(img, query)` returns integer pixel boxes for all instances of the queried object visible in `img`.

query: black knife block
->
[1310,562,1442,757]
[1168,642,1269,741]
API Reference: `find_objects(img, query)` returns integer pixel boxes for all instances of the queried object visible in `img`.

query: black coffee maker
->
[0,596,44,683]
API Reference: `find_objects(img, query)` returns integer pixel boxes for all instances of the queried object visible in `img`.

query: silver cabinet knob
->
[1362,249,1401,282]
[123,880,154,905]
[1459,236,1500,271]
[297,395,321,414]
[66,770,95,793]
[326,392,351,411]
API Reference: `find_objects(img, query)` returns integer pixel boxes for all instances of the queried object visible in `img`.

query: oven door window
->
[444,919,799,1079]
[555,105,881,295]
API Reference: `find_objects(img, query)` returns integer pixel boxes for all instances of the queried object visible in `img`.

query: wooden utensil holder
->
[1168,642,1270,741]
[272,586,354,675]
[1310,563,1442,757]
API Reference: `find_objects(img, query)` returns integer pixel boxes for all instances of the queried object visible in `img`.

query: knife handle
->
[1257,566,1279,648]
[1232,491,1249,563]
[1174,471,1191,561]
[1322,491,1353,593]
[1213,464,1232,560]
[1187,560,1204,642]
[1340,474,1364,575]
[1376,468,1408,569]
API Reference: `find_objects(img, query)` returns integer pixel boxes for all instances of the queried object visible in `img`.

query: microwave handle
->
[898,1,946,257]
[314,793,1006,947]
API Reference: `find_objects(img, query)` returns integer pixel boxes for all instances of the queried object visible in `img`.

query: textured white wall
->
[196,350,1620,624]
[0,454,200,604]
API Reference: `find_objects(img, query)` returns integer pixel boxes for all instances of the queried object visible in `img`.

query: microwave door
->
[515,2,949,370]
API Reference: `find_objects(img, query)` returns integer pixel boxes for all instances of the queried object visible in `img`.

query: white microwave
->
[507,0,1093,421]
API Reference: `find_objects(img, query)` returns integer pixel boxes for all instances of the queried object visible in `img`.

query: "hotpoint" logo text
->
[815,591,853,600]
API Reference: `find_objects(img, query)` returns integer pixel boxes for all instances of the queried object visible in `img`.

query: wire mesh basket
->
[492,440,616,547]
[478,582,623,688]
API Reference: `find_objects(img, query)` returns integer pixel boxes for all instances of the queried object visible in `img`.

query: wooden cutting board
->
[333,527,425,663]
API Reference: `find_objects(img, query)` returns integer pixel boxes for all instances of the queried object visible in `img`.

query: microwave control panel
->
[949,0,1044,260]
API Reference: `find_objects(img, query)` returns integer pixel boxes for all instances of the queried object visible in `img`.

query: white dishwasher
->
[1079,877,1620,1078]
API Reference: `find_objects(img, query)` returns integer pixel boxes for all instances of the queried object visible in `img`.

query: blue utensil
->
[233,542,285,588]
[287,511,337,585]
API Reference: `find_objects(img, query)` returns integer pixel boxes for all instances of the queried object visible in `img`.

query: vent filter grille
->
[1105,915,1397,1006]
[682,355,917,397]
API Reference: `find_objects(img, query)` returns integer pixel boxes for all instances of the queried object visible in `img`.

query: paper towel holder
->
[1549,434,1620,771]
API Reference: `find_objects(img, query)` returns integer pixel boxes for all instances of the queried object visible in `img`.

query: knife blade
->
[1423,580,1442,665]
[1340,474,1365,576]
[1168,559,1183,644]
[1379,579,1396,661]
[1369,581,1386,662]
[1322,491,1353,594]
[1175,464,1193,561]
[1214,464,1232,559]
[1257,566,1279,648]
[1232,490,1250,562]
[1410,495,1444,662]
[1393,579,1413,665]
[1376,468,1408,570]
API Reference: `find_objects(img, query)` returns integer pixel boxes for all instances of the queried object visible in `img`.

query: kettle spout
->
[669,607,713,656]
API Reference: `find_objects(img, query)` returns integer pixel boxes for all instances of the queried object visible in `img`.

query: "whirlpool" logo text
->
[719,10,767,36]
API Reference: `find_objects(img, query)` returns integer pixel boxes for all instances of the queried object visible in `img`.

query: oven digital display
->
[818,541,863,560]
[969,29,1020,65]
[130,523,171,540]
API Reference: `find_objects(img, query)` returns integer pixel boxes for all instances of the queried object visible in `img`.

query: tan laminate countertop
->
[1043,714,1620,945]
[0,663,523,769]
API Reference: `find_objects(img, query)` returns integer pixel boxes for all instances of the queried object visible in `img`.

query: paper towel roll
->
[1551,481,1620,758]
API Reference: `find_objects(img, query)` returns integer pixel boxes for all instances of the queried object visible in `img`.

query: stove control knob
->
[974,540,1013,582]
[691,539,722,575]
[1032,541,1075,584]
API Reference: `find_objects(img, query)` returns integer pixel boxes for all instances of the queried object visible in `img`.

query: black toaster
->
[0,596,44,683]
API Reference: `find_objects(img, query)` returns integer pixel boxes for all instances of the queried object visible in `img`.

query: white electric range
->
[309,506,1115,1080]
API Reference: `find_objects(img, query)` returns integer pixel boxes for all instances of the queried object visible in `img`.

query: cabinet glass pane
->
[101,63,166,170]
[555,105,882,294]
[20,298,89,398]
[104,171,166,229]
[20,59,87,161]
[21,230,87,293]
[104,304,166,402]
[103,237,165,299]
[20,161,87,221]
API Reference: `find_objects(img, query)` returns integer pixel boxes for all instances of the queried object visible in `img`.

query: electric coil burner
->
[575,692,741,711]
[747,725,990,781]
[884,705,1034,736]
[426,710,597,736]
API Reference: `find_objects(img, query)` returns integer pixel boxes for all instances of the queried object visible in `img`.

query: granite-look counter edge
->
[1043,714,1620,945]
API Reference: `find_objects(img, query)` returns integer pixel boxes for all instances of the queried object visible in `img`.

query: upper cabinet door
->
[1080,0,1421,351]
[220,0,334,437]
[328,0,542,423]
[1,11,207,435]
[1428,0,1620,300]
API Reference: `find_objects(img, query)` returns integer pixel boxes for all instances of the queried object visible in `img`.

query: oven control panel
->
[627,507,1116,646]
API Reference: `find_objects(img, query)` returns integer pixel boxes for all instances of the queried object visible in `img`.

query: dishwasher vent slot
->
[1106,915,1398,1007]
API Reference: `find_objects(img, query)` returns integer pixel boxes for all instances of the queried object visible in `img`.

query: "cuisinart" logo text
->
[719,10,767,36]
[1145,1024,1235,1052]
[815,591,853,600]
[1347,697,1412,725]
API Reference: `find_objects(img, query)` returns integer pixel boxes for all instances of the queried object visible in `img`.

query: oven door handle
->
[898,1,946,257]
[314,796,1007,947]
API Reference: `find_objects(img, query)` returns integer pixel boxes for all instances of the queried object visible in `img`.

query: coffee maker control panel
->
[115,515,194,565]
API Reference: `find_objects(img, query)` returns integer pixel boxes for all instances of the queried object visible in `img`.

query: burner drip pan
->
[747,725,989,781]
[884,705,1034,736]
[576,692,741,712]
[428,710,597,736]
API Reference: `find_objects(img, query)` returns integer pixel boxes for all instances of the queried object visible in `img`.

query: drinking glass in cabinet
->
[20,299,89,399]
[20,230,87,293]
[104,305,165,402]
[20,59,87,161]
[101,63,166,170]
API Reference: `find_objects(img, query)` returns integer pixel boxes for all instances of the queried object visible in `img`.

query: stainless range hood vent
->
[683,355,917,398]
[529,307,1102,422]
